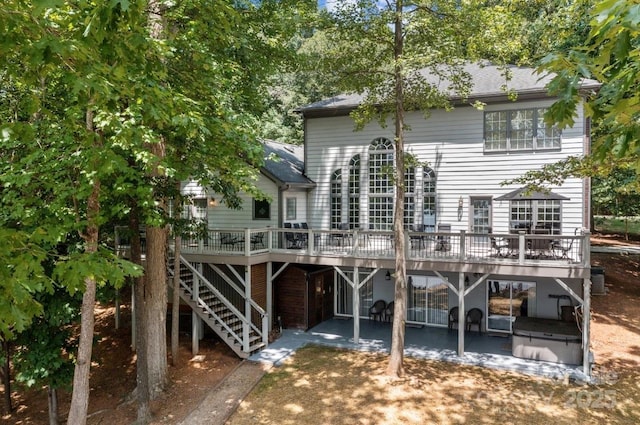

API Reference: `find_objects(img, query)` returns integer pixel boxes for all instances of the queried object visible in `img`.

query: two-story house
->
[159,63,599,378]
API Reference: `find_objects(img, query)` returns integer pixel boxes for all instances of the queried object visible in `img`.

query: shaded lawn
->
[229,344,640,425]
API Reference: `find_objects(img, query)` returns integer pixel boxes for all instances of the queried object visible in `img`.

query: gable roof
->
[297,62,601,117]
[261,140,315,189]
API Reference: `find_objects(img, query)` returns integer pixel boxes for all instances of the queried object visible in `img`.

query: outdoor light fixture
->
[209,197,218,207]
[457,196,464,221]
[385,270,391,280]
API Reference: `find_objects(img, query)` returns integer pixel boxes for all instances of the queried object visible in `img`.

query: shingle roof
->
[261,140,315,188]
[297,62,601,116]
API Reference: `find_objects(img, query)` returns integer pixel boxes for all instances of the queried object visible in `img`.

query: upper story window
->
[330,169,342,229]
[348,155,360,229]
[369,138,394,230]
[484,108,561,153]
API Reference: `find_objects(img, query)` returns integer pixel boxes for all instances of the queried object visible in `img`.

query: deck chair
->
[284,223,301,249]
[409,224,427,249]
[331,223,350,246]
[220,232,238,249]
[294,223,308,247]
[384,301,395,322]
[435,223,451,251]
[490,236,509,257]
[466,308,483,333]
[448,307,459,330]
[369,299,386,321]
[250,232,265,249]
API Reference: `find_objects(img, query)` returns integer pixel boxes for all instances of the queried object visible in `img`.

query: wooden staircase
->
[168,256,267,358]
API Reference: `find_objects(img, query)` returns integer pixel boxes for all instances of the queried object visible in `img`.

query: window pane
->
[253,199,270,220]
[286,198,296,220]
[535,109,561,149]
[331,169,342,229]
[509,110,534,150]
[484,111,507,151]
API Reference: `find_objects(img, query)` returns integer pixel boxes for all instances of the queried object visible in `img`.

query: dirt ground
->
[1,305,241,424]
[1,233,639,424]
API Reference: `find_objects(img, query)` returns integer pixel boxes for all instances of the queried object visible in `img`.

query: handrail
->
[165,228,591,268]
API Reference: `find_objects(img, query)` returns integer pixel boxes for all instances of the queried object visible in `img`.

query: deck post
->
[459,230,466,261]
[457,271,465,356]
[243,265,251,353]
[191,311,200,356]
[518,231,526,264]
[583,277,592,377]
[267,262,273,330]
[353,266,360,344]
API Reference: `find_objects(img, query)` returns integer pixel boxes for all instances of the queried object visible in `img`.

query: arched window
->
[368,138,394,230]
[330,169,342,229]
[423,167,437,231]
[348,155,360,229]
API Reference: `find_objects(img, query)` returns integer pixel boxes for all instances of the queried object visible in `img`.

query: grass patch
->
[229,344,640,425]
[594,216,640,238]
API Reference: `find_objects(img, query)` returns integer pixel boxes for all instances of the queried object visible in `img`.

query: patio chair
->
[331,223,351,246]
[409,224,427,249]
[384,300,394,322]
[448,306,459,330]
[294,223,308,247]
[220,232,239,249]
[284,223,301,249]
[490,236,509,257]
[466,308,483,333]
[435,223,451,251]
[369,299,386,321]
[250,232,265,249]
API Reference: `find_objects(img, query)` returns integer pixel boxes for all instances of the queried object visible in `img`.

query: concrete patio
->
[250,317,589,382]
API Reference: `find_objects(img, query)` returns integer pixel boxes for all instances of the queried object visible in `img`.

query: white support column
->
[353,267,360,344]
[457,271,465,356]
[518,231,526,264]
[192,311,200,356]
[243,265,252,353]
[583,277,592,377]
[192,263,202,356]
[267,262,273,330]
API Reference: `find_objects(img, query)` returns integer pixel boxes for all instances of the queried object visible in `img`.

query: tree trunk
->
[1,340,12,414]
[171,235,182,366]
[387,0,407,378]
[130,205,151,424]
[67,110,100,425]
[143,0,169,399]
[47,386,58,425]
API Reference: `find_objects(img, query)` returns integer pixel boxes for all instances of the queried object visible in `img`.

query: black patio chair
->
[369,299,386,321]
[410,224,427,249]
[384,301,395,322]
[250,232,265,249]
[466,308,483,333]
[284,223,301,249]
[448,306,459,330]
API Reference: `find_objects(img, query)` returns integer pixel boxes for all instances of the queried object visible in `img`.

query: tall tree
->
[311,0,510,377]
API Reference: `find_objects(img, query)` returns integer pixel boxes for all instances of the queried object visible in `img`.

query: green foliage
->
[541,0,640,172]
[592,167,640,217]
[13,287,81,391]
[0,229,52,340]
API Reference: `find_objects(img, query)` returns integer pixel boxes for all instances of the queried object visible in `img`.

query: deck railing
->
[174,227,589,267]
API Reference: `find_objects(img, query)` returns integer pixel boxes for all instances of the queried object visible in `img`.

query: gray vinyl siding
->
[282,189,308,225]
[305,99,587,235]
[182,176,280,229]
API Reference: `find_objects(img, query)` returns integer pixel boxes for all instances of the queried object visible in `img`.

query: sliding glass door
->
[407,276,448,326]
[487,280,536,332]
